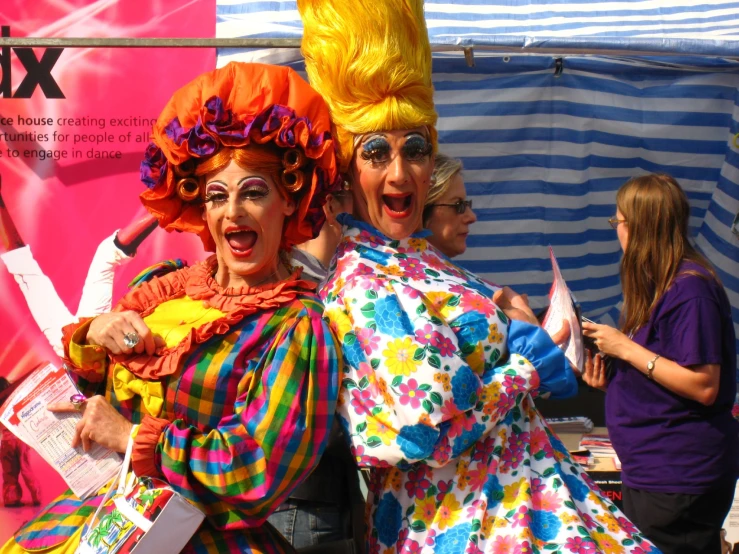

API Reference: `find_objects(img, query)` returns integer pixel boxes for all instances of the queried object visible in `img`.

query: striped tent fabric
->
[216,0,739,371]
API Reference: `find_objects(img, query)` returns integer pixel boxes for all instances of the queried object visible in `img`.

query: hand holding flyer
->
[0,362,122,499]
[540,246,584,372]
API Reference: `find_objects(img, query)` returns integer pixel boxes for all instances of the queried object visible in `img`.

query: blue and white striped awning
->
[216,0,739,57]
[217,0,739,373]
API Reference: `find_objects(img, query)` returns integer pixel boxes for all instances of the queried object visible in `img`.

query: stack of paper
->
[546,416,594,434]
[579,434,618,458]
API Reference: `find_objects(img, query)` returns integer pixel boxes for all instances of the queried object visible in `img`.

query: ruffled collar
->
[112,255,317,380]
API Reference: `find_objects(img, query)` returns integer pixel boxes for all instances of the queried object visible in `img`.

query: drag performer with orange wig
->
[1,61,342,554]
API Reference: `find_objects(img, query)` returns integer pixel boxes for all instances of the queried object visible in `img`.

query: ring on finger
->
[70,393,87,411]
[123,331,140,349]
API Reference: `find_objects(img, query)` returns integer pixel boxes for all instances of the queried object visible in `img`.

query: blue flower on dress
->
[357,245,391,266]
[466,279,495,298]
[373,492,403,546]
[344,337,366,368]
[397,424,438,461]
[482,474,504,508]
[452,423,485,457]
[374,296,414,338]
[562,472,589,502]
[531,509,561,542]
[451,365,480,411]
[434,522,472,554]
[550,434,569,456]
[453,312,489,348]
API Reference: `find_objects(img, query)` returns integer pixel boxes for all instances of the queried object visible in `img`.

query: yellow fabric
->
[112,364,165,416]
[68,319,107,375]
[0,526,83,554]
[144,296,225,349]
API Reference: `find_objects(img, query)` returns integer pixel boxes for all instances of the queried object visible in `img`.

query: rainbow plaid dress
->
[4,256,339,554]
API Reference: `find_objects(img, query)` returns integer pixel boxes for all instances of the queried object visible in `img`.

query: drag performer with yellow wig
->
[299,1,661,552]
[1,62,341,554]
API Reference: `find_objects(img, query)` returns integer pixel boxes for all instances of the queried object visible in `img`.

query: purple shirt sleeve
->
[657,277,723,368]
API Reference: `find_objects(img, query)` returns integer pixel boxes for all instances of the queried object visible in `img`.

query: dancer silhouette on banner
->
[0,173,157,355]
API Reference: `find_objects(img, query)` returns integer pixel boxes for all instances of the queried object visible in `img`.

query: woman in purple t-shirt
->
[581,173,739,554]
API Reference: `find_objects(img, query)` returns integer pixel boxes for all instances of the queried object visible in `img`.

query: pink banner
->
[0,0,215,536]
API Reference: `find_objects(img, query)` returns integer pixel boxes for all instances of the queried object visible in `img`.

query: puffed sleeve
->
[129,312,340,530]
[326,277,544,469]
[507,319,576,399]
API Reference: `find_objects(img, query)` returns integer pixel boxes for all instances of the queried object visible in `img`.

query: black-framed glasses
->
[430,199,473,214]
[608,217,627,230]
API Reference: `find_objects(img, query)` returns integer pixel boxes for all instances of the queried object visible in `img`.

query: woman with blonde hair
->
[423,153,477,258]
[299,0,658,552]
[583,173,738,554]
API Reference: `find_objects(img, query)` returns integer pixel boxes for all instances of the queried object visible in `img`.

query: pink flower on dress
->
[360,279,381,291]
[433,439,452,465]
[465,542,483,554]
[502,374,528,395]
[435,479,453,502]
[425,529,437,547]
[532,490,562,512]
[517,541,533,554]
[359,230,385,247]
[460,292,496,317]
[472,436,496,462]
[495,392,516,413]
[421,252,447,270]
[564,537,598,554]
[415,323,436,346]
[501,445,525,471]
[448,410,476,438]
[398,378,427,409]
[580,512,598,530]
[530,477,546,494]
[401,540,422,554]
[357,328,381,355]
[347,262,376,281]
[467,462,488,492]
[399,258,426,279]
[529,427,553,458]
[449,284,467,294]
[402,285,423,299]
[350,387,376,413]
[433,335,456,357]
[511,506,531,528]
[617,516,638,535]
[507,430,530,452]
[491,534,516,554]
[404,468,431,500]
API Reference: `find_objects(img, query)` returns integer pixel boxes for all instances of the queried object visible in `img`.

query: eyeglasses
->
[608,217,627,230]
[430,199,473,214]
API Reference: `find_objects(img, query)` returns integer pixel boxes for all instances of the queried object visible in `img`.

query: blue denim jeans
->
[268,499,348,549]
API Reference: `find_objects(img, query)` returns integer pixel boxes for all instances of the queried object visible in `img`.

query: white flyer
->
[0,362,121,499]
[541,246,584,372]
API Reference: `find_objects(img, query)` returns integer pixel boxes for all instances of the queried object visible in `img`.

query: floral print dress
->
[320,216,660,554]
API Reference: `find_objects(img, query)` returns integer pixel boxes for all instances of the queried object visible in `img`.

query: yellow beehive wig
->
[298,0,438,172]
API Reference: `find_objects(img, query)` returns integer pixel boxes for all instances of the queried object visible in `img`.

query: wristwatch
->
[646,354,661,380]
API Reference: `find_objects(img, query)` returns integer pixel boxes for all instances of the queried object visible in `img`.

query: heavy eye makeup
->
[238,178,270,199]
[360,136,391,165]
[204,178,270,205]
[402,134,432,161]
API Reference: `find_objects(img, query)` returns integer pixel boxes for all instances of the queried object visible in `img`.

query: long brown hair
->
[618,173,717,335]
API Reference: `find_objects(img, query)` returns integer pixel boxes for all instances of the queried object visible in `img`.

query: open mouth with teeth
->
[382,193,413,219]
[225,228,257,257]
